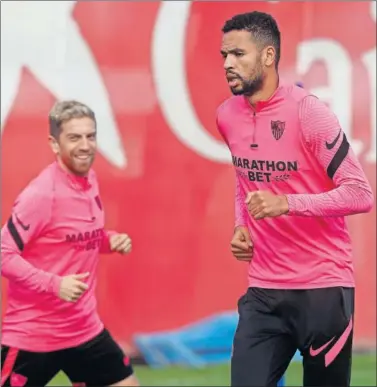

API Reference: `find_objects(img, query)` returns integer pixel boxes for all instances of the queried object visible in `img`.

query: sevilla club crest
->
[271,120,285,140]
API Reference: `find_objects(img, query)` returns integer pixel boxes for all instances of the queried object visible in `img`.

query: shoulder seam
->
[285,90,312,152]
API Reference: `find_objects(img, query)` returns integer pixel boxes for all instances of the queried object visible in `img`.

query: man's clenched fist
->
[231,226,253,262]
[110,233,132,254]
[59,272,89,302]
[245,191,289,220]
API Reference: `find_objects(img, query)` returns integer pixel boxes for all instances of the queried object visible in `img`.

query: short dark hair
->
[222,11,281,67]
[49,100,96,139]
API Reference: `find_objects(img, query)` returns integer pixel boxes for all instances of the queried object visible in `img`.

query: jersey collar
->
[54,161,93,191]
[243,79,286,112]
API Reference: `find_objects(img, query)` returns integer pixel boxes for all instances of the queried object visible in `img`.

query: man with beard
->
[1,101,139,386]
[217,11,374,387]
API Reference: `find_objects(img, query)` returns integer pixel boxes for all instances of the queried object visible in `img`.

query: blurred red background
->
[1,1,375,351]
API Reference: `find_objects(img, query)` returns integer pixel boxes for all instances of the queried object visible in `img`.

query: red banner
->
[1,1,375,350]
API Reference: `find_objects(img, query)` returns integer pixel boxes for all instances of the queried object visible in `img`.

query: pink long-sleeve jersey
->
[1,162,116,352]
[217,83,374,289]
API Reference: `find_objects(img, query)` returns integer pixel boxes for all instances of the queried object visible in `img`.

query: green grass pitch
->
[48,353,376,386]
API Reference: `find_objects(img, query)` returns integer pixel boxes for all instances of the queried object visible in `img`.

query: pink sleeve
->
[216,113,248,228]
[235,174,248,228]
[100,230,117,254]
[1,190,62,295]
[286,96,374,217]
[90,170,117,255]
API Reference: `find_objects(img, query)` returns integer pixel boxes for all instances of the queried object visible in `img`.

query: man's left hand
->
[245,191,289,220]
[110,233,132,254]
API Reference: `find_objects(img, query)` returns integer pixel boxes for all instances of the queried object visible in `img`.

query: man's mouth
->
[226,73,238,81]
[228,78,240,88]
[75,155,92,161]
[226,73,240,87]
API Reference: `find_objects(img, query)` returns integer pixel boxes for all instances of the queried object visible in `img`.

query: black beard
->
[231,73,264,97]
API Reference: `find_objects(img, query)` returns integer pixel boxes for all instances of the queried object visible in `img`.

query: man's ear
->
[48,135,60,155]
[263,46,276,68]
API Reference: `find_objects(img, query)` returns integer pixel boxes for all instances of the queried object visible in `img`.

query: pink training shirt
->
[217,83,374,289]
[1,162,116,352]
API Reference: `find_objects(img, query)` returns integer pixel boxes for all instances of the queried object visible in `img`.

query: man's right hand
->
[230,226,253,262]
[58,273,90,302]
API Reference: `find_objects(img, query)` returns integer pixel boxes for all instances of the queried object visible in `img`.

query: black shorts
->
[231,287,354,387]
[1,329,133,387]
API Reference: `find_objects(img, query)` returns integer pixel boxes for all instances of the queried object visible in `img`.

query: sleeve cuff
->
[235,222,247,229]
[100,230,117,254]
[286,194,310,216]
[286,195,298,215]
[49,274,63,297]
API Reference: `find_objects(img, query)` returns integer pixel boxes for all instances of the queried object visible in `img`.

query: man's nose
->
[224,55,234,71]
[79,138,90,151]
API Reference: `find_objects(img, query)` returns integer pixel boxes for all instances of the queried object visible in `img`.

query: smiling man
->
[217,11,374,387]
[1,101,139,387]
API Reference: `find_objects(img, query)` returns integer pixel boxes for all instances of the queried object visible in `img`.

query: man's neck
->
[247,72,279,107]
[56,158,88,178]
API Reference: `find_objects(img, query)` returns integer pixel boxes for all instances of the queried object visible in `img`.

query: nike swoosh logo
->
[325,129,342,149]
[15,214,30,231]
[309,337,335,357]
[325,317,353,367]
[309,317,353,367]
